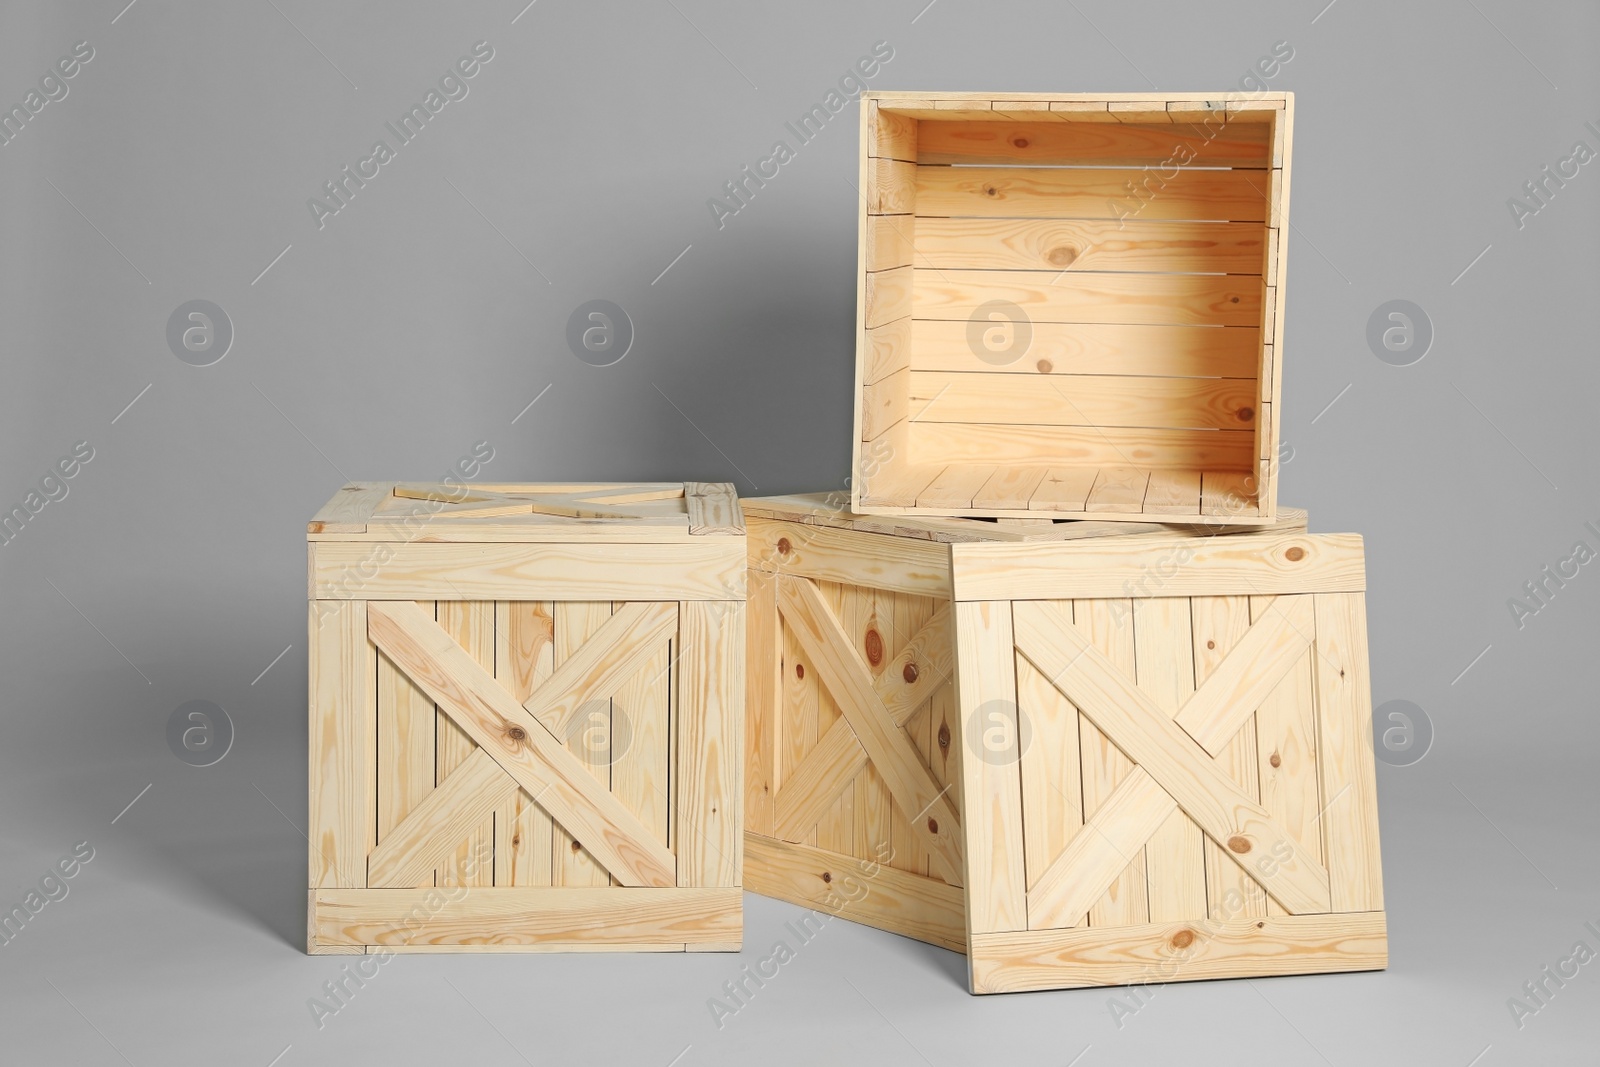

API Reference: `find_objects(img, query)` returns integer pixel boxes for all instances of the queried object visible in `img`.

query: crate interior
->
[858,99,1283,521]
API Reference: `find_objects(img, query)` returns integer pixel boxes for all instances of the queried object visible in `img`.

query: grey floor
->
[3,0,1598,1063]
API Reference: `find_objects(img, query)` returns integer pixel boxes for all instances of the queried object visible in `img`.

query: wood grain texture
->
[685,482,744,536]
[376,608,435,881]
[1314,592,1384,913]
[309,482,392,533]
[907,318,1259,378]
[494,600,555,887]
[553,601,613,888]
[913,270,1262,327]
[747,518,953,600]
[521,601,676,735]
[910,422,1256,475]
[916,119,1270,168]
[745,571,780,838]
[437,600,495,887]
[309,601,374,890]
[913,217,1266,274]
[368,749,518,888]
[1174,594,1315,757]
[677,601,745,888]
[908,373,1258,432]
[914,167,1267,222]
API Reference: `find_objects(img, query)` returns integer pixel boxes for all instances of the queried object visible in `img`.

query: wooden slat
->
[685,482,743,536]
[1250,595,1321,917]
[852,588,894,871]
[911,423,1256,474]
[951,533,1365,602]
[908,319,1259,378]
[955,601,1026,936]
[913,270,1262,327]
[310,541,744,601]
[908,372,1258,431]
[368,750,518,888]
[1025,468,1095,511]
[973,467,1046,511]
[1143,469,1203,515]
[914,167,1268,222]
[367,601,678,888]
[1085,468,1150,514]
[743,834,965,953]
[916,119,1270,167]
[1314,593,1384,912]
[745,571,780,837]
[861,366,909,441]
[1014,602,1331,914]
[309,601,374,889]
[812,582,853,858]
[970,912,1387,993]
[1133,596,1208,923]
[521,601,676,734]
[1018,650,1082,896]
[871,158,916,214]
[867,101,918,162]
[553,602,613,888]
[747,518,953,600]
[863,316,912,385]
[913,218,1267,273]
[315,887,739,948]
[865,264,912,330]
[309,483,393,533]
[889,591,937,880]
[376,610,435,880]
[1028,768,1173,930]
[867,214,915,271]
[916,464,996,510]
[494,600,555,887]
[677,601,745,888]
[1202,470,1258,516]
[781,576,821,847]
[1174,595,1315,757]
[612,611,672,856]
[437,601,495,887]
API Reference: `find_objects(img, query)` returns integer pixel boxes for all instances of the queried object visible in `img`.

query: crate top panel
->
[865,90,1289,123]
[741,493,1305,545]
[308,482,744,542]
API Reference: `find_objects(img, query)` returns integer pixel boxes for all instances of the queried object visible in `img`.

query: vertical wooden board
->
[309,600,374,889]
[955,601,1025,937]
[923,675,960,884]
[377,603,436,880]
[613,609,674,850]
[1192,595,1268,919]
[887,590,936,877]
[1314,592,1383,913]
[1074,599,1148,928]
[437,601,495,887]
[494,601,556,887]
[1250,595,1322,917]
[1131,597,1208,923]
[677,600,744,888]
[853,587,894,866]
[1017,646,1083,908]
[780,578,821,847]
[745,570,780,838]
[553,601,614,887]
[814,582,855,856]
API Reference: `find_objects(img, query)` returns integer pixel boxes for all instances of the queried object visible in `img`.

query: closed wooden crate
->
[852,91,1292,525]
[743,494,1384,992]
[306,482,745,953]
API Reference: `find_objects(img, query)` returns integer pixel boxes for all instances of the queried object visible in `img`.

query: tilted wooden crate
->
[852,91,1291,525]
[307,482,744,952]
[742,494,1384,992]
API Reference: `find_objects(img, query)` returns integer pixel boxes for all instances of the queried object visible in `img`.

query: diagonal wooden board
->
[368,601,678,888]
[1013,600,1331,915]
[776,578,963,884]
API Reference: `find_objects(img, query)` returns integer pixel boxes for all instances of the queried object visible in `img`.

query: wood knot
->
[864,628,884,666]
[1229,295,1240,303]
[507,725,528,742]
[1237,407,1254,422]
[821,871,832,883]
[982,184,999,197]
[1206,640,1216,650]
[795,663,805,680]
[937,723,951,749]
[776,537,792,555]
[1170,929,1196,950]
[1011,136,1030,148]
[1285,545,1306,562]
[511,834,521,847]
[1257,921,1266,929]
[1036,359,1054,374]
[903,661,919,684]
[1269,752,1282,768]
[308,521,326,533]
[927,818,939,834]
[570,840,582,853]
[1227,835,1252,854]
[1046,245,1077,267]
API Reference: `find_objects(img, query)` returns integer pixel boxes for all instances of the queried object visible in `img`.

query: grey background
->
[1,0,1596,1063]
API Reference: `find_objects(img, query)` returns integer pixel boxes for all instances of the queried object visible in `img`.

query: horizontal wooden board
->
[746,518,952,599]
[314,887,741,948]
[908,319,1259,378]
[909,422,1256,471]
[915,167,1267,222]
[916,119,1270,168]
[744,834,966,953]
[951,533,1366,601]
[913,218,1266,274]
[310,541,745,601]
[913,271,1261,327]
[970,912,1386,992]
[909,372,1258,431]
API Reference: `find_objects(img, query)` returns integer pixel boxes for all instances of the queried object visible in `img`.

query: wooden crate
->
[306,482,745,953]
[851,91,1292,525]
[742,494,1384,992]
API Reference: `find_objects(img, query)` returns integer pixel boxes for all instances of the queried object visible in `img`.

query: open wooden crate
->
[306,482,744,952]
[852,91,1291,525]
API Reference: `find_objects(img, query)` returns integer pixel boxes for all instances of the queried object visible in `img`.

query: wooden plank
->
[850,587,894,871]
[950,533,1366,602]
[867,101,918,161]
[677,601,745,888]
[743,834,965,953]
[812,583,853,858]
[871,158,917,214]
[973,467,1047,512]
[1013,602,1331,915]
[780,576,822,847]
[1134,596,1208,923]
[1314,592,1384,913]
[908,372,1258,431]
[1108,100,1173,123]
[684,482,743,536]
[915,167,1267,222]
[889,591,938,880]
[1202,470,1258,516]
[861,366,909,441]
[913,218,1267,274]
[777,580,962,884]
[376,608,435,881]
[311,541,744,601]
[745,571,780,838]
[1027,468,1096,512]
[552,602,613,888]
[311,519,699,544]
[970,911,1387,993]
[866,213,915,272]
[494,600,555,887]
[1143,469,1202,515]
[916,119,1270,167]
[1017,649,1082,897]
[747,518,953,600]
[913,271,1262,327]
[436,601,495,887]
[865,264,912,330]
[368,750,518,888]
[1175,595,1315,757]
[908,319,1259,378]
[315,887,740,948]
[910,423,1256,474]
[917,464,996,510]
[863,316,912,386]
[309,483,392,533]
[612,608,672,857]
[521,601,676,735]
[1085,468,1150,514]
[309,601,374,889]
[367,601,678,888]
[954,601,1026,937]
[1251,595,1321,917]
